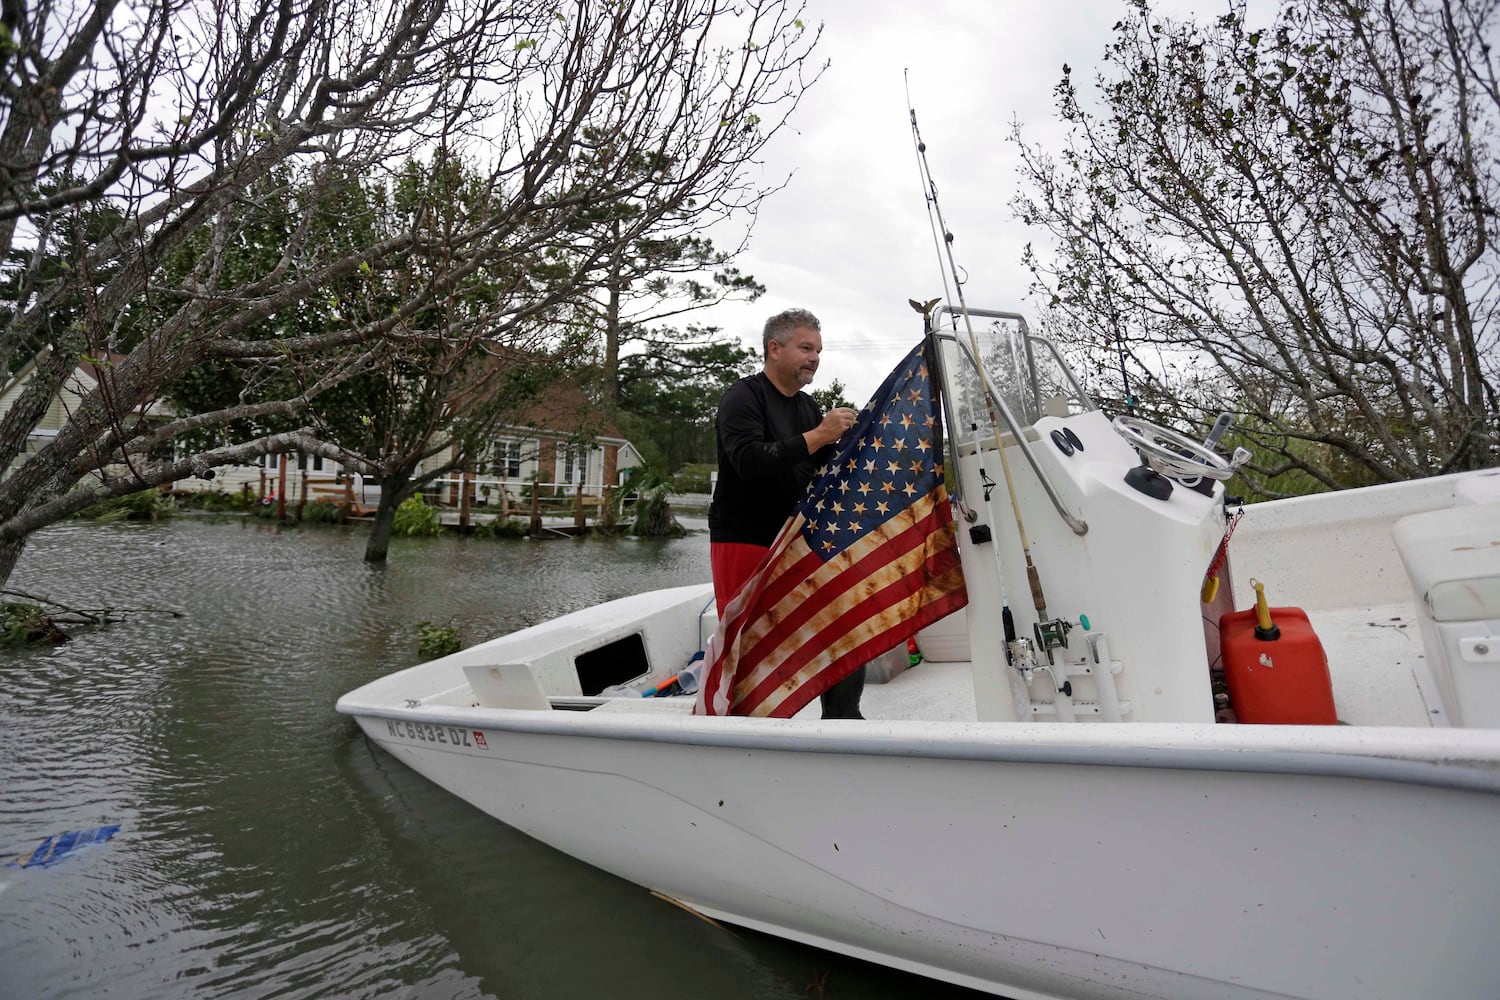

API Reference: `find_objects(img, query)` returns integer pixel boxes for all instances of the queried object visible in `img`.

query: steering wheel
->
[1112,414,1237,482]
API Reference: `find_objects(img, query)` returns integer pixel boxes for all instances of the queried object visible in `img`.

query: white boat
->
[337,310,1500,1000]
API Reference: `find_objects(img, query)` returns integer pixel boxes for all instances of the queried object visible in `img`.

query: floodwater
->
[0,516,989,1000]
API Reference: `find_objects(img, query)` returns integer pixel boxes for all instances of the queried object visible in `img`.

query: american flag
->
[695,338,968,718]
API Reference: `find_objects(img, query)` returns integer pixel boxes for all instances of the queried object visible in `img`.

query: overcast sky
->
[697,0,1247,403]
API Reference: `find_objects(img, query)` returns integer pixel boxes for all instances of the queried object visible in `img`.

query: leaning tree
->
[160,151,571,563]
[1013,0,1500,496]
[0,0,822,585]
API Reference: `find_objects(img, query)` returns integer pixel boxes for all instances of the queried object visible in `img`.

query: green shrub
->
[0,602,66,645]
[301,499,341,523]
[474,516,528,539]
[415,620,462,658]
[631,482,684,537]
[181,488,252,513]
[73,490,174,522]
[392,495,442,537]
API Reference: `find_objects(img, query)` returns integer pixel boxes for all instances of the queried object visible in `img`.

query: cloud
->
[699,0,1238,404]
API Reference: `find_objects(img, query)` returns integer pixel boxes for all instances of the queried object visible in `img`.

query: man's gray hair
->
[762,308,820,355]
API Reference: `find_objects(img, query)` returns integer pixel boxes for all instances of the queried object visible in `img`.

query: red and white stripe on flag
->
[695,339,968,718]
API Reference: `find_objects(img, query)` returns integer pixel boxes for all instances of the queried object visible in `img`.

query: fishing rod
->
[906,92,1054,622]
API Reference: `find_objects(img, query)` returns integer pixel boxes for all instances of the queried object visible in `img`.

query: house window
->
[491,439,523,478]
[556,446,585,486]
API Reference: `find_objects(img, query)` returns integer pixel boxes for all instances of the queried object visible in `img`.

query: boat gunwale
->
[339,699,1500,796]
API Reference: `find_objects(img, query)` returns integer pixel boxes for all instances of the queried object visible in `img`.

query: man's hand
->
[805,406,857,452]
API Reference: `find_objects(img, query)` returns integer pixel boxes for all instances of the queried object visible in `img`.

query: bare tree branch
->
[1013,0,1500,496]
[0,0,822,583]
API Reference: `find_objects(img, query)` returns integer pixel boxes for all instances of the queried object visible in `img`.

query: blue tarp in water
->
[1,825,120,869]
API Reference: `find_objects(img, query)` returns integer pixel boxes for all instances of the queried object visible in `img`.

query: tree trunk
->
[364,471,411,564]
[365,499,396,563]
[600,485,616,530]
[602,230,623,424]
[0,533,29,591]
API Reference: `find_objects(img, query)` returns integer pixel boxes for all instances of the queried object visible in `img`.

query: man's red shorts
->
[710,541,769,617]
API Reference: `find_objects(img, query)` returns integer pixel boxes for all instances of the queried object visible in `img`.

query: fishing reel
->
[1009,616,1078,693]
[1034,616,1074,663]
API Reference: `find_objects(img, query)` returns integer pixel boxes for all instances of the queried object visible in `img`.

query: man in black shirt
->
[708,308,865,718]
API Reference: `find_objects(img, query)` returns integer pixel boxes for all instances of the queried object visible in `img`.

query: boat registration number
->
[384,719,481,748]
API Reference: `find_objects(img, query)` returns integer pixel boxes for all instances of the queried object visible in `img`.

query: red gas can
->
[1219,606,1338,725]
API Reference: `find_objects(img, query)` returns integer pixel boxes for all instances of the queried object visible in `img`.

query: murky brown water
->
[0,516,988,1000]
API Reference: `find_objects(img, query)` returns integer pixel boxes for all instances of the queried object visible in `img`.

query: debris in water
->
[1,825,121,869]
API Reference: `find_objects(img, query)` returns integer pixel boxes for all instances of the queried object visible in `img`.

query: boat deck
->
[585,602,1435,728]
[854,658,979,722]
[586,659,980,722]
[1310,603,1435,727]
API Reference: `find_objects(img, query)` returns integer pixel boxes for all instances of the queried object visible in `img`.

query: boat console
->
[934,308,1248,725]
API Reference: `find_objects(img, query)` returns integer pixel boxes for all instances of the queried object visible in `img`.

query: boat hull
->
[347,708,1500,1000]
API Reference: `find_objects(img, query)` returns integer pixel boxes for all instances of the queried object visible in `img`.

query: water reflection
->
[0,517,985,999]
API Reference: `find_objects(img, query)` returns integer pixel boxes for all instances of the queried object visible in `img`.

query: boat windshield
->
[934,307,1095,434]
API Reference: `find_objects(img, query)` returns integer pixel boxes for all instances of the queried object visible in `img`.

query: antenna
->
[906,88,1053,621]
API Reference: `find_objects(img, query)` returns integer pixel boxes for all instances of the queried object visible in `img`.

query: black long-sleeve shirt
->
[708,372,830,547]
